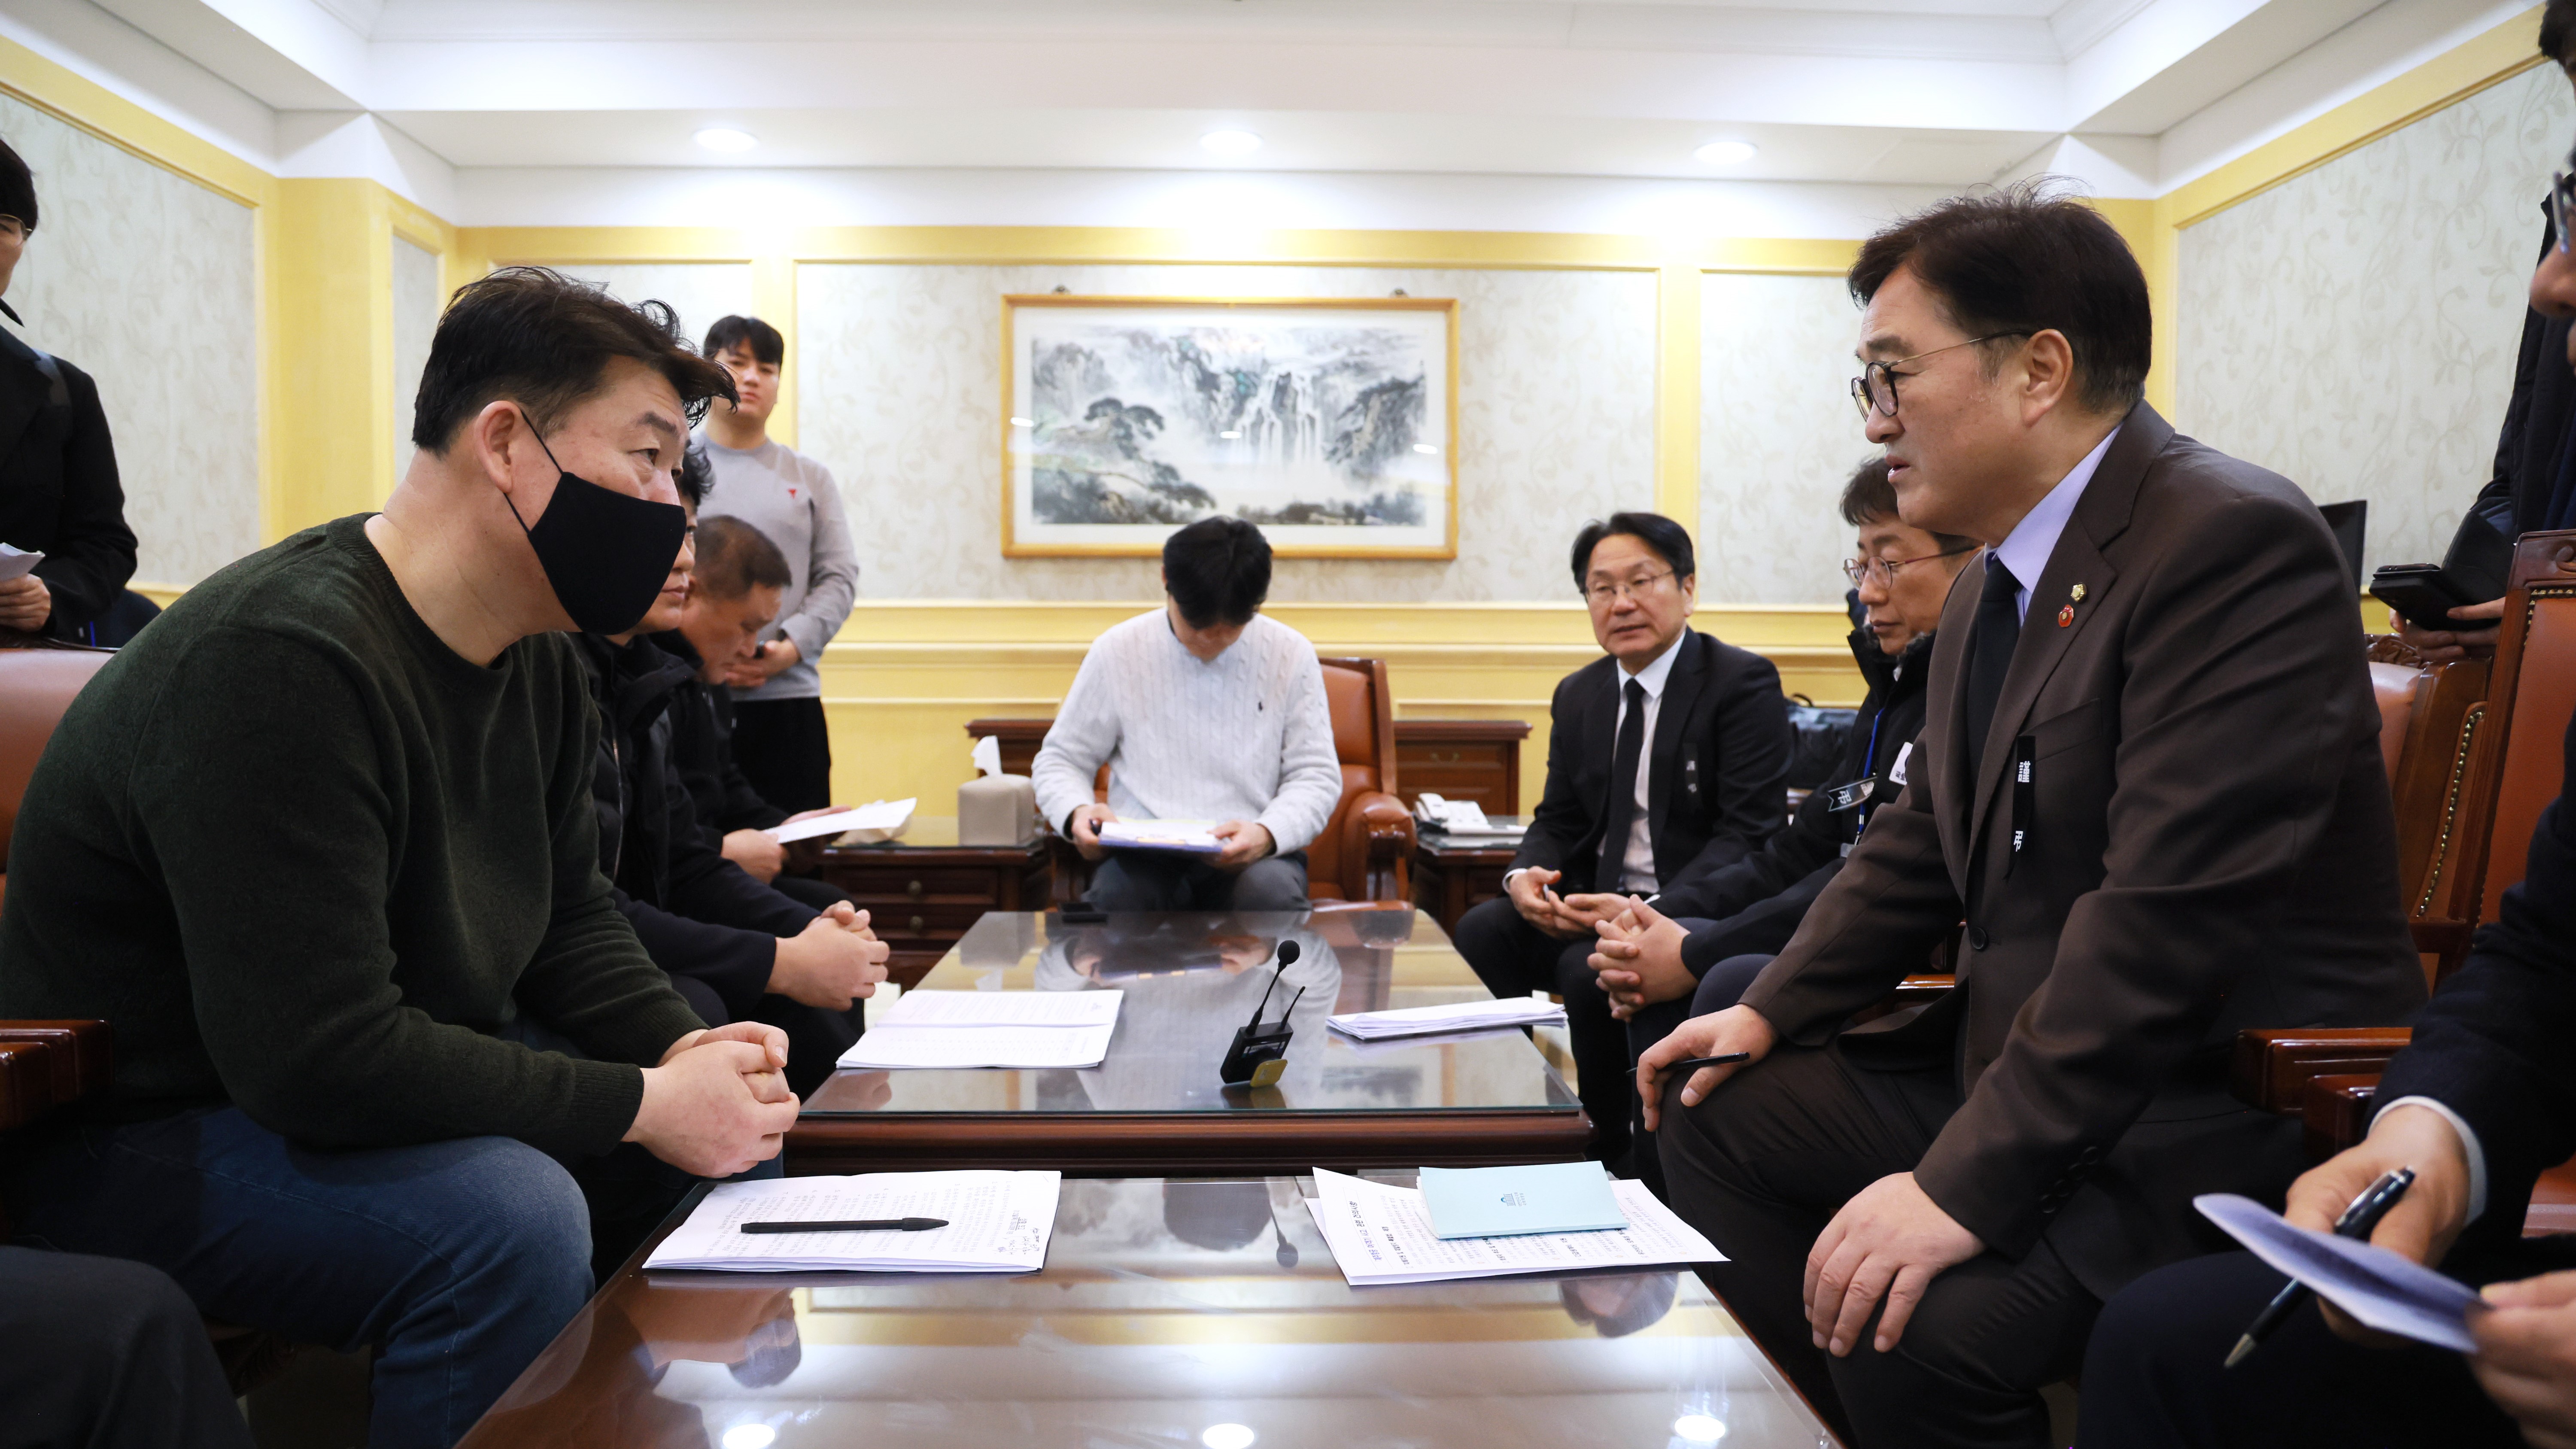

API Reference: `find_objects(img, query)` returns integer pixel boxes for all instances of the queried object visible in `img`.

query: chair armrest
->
[1344,791,1416,902]
[2230,1028,2412,1115]
[0,1020,112,1104]
[0,1040,56,1130]
[2303,1074,2383,1160]
[2410,918,2474,983]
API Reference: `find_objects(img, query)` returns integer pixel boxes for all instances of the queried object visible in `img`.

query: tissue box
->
[958,773,1038,846]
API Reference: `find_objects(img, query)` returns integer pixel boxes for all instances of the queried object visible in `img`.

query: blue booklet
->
[1419,1161,1631,1240]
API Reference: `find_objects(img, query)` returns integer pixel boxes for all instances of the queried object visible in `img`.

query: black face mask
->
[501,433,688,636]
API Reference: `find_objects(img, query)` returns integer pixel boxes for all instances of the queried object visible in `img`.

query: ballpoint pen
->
[740,1217,949,1234]
[2225,1166,2415,1367]
[1663,1053,1753,1074]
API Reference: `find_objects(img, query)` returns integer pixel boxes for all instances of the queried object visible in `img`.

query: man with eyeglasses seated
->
[1585,457,1973,1169]
[1451,510,1792,1184]
[1636,186,2419,1448]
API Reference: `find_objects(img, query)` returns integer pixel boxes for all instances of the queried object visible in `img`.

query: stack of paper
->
[837,988,1123,1070]
[1095,819,1224,854]
[0,544,41,582]
[644,1170,1061,1273]
[1305,1168,1722,1285]
[1327,996,1566,1041]
[767,798,916,846]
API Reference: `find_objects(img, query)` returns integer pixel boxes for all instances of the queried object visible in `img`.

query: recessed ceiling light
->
[1200,129,1263,158]
[695,127,758,154]
[1693,140,1757,166]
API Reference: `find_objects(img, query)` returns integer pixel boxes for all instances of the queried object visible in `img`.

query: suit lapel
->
[1961,404,2166,860]
[0,340,49,456]
[1928,560,1982,898]
[1579,660,1623,855]
[1646,632,1707,855]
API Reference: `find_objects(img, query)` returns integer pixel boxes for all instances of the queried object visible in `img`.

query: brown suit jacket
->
[1740,402,2424,1297]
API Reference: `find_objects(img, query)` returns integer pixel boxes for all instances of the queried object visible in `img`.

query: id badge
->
[1823,777,1877,813]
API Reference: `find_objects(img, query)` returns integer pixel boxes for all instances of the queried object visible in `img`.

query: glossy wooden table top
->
[463,1175,1830,1449]
[785,906,1589,1176]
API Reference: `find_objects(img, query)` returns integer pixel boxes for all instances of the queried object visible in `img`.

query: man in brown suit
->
[1638,185,2425,1448]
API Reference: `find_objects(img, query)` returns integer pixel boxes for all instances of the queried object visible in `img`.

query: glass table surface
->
[802,907,1577,1118]
[463,1173,1829,1449]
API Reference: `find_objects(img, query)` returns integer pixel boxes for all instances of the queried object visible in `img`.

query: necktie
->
[1964,557,2023,784]
[1595,678,1648,892]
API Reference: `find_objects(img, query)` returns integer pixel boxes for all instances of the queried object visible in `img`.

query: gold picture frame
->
[1001,295,1460,559]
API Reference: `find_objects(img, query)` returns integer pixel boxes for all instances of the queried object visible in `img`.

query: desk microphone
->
[1221,941,1303,1088]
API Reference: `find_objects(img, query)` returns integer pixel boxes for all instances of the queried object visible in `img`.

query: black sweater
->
[0,516,702,1153]
[1655,627,1935,975]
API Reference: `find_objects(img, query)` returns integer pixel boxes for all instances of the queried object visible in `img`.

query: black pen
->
[740,1216,948,1234]
[1665,1053,1753,1073]
[2224,1167,2415,1368]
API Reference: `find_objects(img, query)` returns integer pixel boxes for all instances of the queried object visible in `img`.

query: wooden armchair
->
[2235,530,2576,1174]
[1029,655,1417,904]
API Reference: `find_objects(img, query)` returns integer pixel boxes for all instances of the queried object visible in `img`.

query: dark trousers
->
[1659,1042,2100,1449]
[729,696,832,812]
[2078,1241,2576,1448]
[1086,851,1310,911]
[0,1245,254,1449]
[1455,896,1671,1179]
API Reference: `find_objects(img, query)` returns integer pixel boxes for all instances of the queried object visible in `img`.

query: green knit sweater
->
[0,516,705,1155]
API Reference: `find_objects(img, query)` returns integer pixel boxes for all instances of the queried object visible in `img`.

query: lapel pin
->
[2070,583,2086,602]
[2056,604,2075,628]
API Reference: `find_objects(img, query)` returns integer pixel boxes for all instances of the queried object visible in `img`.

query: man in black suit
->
[2400,1,2576,667]
[1637,186,2422,1448]
[2074,122,2576,1449]
[0,135,134,641]
[1452,511,1792,1179]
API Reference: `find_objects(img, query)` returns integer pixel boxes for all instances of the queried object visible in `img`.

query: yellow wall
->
[0,10,2531,806]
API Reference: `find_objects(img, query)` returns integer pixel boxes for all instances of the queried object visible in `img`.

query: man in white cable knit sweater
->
[1032,518,1342,912]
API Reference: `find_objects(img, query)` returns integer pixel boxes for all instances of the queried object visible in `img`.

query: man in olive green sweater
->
[0,269,794,1448]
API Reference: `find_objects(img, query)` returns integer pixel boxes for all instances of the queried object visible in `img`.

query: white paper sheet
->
[1095,819,1224,854]
[1305,1168,1723,1285]
[1327,997,1567,1041]
[837,1023,1116,1070]
[2196,1193,2487,1352]
[874,988,1124,1029]
[645,1170,1060,1273]
[0,544,40,583]
[767,798,916,845]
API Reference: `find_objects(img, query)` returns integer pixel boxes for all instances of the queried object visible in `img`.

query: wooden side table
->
[1412,819,1526,934]
[812,816,1051,985]
[1393,719,1529,814]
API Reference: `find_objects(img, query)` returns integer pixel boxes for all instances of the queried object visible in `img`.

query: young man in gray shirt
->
[1034,518,1341,913]
[696,315,859,810]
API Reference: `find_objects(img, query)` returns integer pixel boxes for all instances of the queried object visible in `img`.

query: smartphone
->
[2369,563,2479,632]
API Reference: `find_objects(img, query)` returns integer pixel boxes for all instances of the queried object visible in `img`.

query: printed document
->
[837,1023,1115,1070]
[2197,1193,2485,1352]
[1328,996,1566,1041]
[1305,1168,1722,1285]
[873,988,1124,1029]
[1095,819,1224,855]
[645,1170,1060,1273]
[767,798,916,845]
[0,544,39,583]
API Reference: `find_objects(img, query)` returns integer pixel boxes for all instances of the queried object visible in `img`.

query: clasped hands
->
[628,1021,799,1179]
[0,574,49,633]
[1065,804,1273,870]
[1636,1003,1985,1359]
[768,901,890,1010]
[2288,1104,2576,1447]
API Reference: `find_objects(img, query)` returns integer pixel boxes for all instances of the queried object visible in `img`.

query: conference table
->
[785,904,1592,1177]
[458,1172,1832,1449]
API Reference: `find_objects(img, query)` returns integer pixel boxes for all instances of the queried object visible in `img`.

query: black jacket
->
[2468,219,2576,541]
[2376,712,2576,1252]
[573,634,815,1027]
[1512,628,1792,893]
[1657,627,1936,975]
[0,331,133,638]
[650,630,790,836]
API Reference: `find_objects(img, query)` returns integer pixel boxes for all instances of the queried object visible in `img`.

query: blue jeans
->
[7,1107,593,1448]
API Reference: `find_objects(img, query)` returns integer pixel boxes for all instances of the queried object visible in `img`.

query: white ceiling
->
[55,0,2421,189]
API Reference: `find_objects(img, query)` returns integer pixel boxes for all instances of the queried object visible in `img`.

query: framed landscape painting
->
[1002,295,1458,557]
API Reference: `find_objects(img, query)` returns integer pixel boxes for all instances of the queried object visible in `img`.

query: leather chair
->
[1041,654,1418,903]
[0,638,114,911]
[2235,531,2576,1213]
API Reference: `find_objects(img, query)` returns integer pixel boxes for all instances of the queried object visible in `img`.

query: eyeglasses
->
[2552,155,2576,254]
[1849,332,2032,418]
[1841,546,1978,588]
[1583,568,1676,606]
[0,216,27,243]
